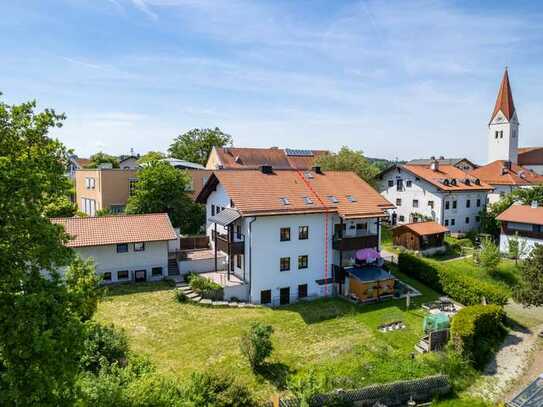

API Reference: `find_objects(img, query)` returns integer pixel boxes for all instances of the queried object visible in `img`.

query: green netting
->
[423,313,449,332]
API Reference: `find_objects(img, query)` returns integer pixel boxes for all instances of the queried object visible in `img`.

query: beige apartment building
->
[76,169,139,216]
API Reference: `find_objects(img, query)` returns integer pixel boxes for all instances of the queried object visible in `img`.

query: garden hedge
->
[450,304,506,368]
[398,253,509,306]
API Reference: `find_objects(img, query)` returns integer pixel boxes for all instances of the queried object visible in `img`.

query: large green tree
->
[168,127,232,166]
[315,146,380,186]
[85,151,120,168]
[125,161,204,234]
[513,244,543,307]
[0,96,100,405]
[138,150,166,165]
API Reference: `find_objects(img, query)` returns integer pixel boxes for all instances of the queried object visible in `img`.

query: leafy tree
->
[478,238,501,275]
[0,96,100,405]
[65,257,102,321]
[513,244,543,307]
[85,151,120,168]
[96,208,116,217]
[507,232,529,264]
[44,194,78,217]
[138,150,166,164]
[80,322,129,373]
[168,127,232,166]
[184,372,254,407]
[315,146,380,186]
[240,323,274,370]
[125,161,204,234]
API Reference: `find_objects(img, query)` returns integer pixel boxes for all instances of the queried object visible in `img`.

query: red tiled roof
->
[393,221,449,236]
[197,169,394,218]
[400,164,493,192]
[496,204,543,226]
[490,68,516,123]
[518,147,543,166]
[51,213,177,248]
[214,147,328,170]
[469,160,543,186]
[76,158,91,168]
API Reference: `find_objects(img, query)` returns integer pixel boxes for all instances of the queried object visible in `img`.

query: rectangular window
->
[298,284,308,299]
[346,195,357,202]
[280,227,291,242]
[399,215,405,222]
[152,267,163,276]
[356,223,368,233]
[413,199,419,208]
[396,179,403,191]
[236,255,242,268]
[133,242,145,252]
[445,201,450,210]
[211,204,215,216]
[298,226,309,240]
[116,243,128,253]
[465,217,470,224]
[280,257,290,272]
[452,201,457,209]
[477,199,481,207]
[103,272,112,281]
[466,199,471,208]
[406,180,412,187]
[444,219,449,226]
[260,290,271,305]
[298,255,308,269]
[128,178,138,196]
[428,200,434,209]
[396,198,402,206]
[110,205,125,214]
[388,180,394,187]
[280,197,290,205]
[327,195,339,203]
[303,196,313,205]
[451,219,456,226]
[117,270,129,280]
[236,224,242,240]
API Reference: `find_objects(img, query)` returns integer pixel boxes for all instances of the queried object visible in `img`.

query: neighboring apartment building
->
[206,146,328,170]
[76,168,139,216]
[496,203,543,258]
[196,166,394,305]
[51,213,178,283]
[378,161,493,233]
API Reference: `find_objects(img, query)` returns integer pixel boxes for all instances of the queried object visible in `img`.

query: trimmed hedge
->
[398,253,508,306]
[450,304,506,368]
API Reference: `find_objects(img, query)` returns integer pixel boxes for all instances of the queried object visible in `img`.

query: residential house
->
[407,157,477,172]
[206,146,328,170]
[119,155,140,169]
[66,155,90,179]
[392,221,448,255]
[51,213,178,283]
[196,166,394,305]
[378,160,493,233]
[518,148,543,175]
[496,203,543,257]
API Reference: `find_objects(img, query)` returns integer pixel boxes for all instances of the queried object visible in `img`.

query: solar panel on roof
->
[285,148,314,157]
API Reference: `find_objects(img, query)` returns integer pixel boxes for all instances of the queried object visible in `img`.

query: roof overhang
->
[208,207,241,226]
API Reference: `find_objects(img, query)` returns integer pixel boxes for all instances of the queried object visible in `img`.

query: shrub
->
[189,275,223,300]
[240,323,274,370]
[450,304,506,369]
[80,322,129,373]
[184,372,254,407]
[398,253,509,305]
[175,290,188,303]
[479,238,501,275]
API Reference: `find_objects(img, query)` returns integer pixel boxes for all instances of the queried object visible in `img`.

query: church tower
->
[488,68,519,163]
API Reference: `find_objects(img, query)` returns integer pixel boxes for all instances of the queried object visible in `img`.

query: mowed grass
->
[96,273,440,398]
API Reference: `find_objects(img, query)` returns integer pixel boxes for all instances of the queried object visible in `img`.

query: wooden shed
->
[392,221,448,253]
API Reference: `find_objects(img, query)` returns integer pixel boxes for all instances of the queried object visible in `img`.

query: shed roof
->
[496,204,543,226]
[393,221,449,236]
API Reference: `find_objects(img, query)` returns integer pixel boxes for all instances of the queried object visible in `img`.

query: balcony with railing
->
[332,232,379,251]
[212,230,245,255]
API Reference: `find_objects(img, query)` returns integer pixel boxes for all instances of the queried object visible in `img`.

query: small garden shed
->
[392,221,448,255]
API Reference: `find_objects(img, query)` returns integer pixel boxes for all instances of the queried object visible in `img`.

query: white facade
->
[73,240,170,283]
[379,168,487,233]
[499,232,542,258]
[204,184,381,305]
[488,110,519,164]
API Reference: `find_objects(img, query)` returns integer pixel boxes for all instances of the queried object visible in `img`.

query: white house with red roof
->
[51,213,178,284]
[496,202,543,257]
[196,166,395,305]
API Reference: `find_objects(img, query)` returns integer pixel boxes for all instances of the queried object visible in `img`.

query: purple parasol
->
[355,248,380,262]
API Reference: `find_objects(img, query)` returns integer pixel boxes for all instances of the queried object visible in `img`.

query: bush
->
[175,289,188,303]
[240,323,274,370]
[398,253,509,305]
[80,322,129,373]
[184,372,255,407]
[479,238,501,275]
[450,305,506,369]
[189,274,223,300]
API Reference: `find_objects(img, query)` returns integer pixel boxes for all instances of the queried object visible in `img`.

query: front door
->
[280,287,290,305]
[134,269,146,282]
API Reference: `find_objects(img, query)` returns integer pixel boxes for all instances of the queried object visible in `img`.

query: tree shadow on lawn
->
[255,361,294,390]
[102,280,175,298]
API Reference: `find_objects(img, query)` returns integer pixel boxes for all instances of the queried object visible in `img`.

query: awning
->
[208,208,241,226]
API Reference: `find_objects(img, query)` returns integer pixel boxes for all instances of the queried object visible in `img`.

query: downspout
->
[247,217,256,302]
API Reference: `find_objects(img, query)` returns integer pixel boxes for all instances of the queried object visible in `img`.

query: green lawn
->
[96,274,457,400]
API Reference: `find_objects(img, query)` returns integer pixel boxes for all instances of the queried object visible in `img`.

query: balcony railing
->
[502,227,543,240]
[212,231,245,255]
[332,234,379,251]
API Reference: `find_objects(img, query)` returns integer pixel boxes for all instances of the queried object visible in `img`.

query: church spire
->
[490,67,516,124]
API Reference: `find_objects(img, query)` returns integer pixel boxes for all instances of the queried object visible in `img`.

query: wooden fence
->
[179,235,209,250]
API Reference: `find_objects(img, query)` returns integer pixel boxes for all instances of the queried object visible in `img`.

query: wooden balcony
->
[502,227,543,241]
[332,234,379,251]
[212,231,245,255]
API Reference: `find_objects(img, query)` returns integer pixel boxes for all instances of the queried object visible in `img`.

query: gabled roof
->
[469,160,543,186]
[392,221,449,236]
[197,169,394,219]
[382,164,493,192]
[212,147,328,170]
[518,147,543,166]
[496,204,543,226]
[51,213,177,248]
[408,158,477,167]
[490,68,516,123]
[162,158,205,170]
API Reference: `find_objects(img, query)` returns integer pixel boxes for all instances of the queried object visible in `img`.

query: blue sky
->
[2,0,543,162]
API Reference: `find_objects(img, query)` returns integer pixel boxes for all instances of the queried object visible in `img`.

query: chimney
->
[312,166,323,174]
[505,160,512,170]
[130,147,134,156]
[430,160,439,172]
[260,165,273,174]
[439,156,445,160]
[531,200,539,208]
[430,156,436,161]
